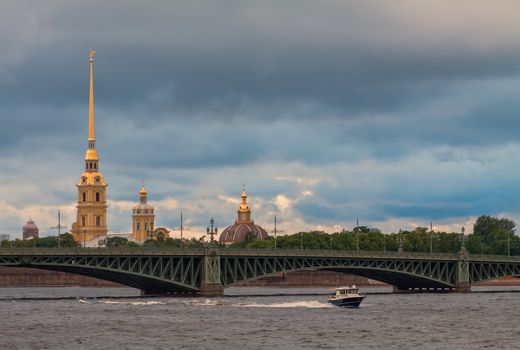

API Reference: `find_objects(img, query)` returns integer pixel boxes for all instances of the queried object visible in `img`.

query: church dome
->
[219,222,269,243]
[22,219,39,240]
[218,188,269,244]
[132,183,154,213]
[23,219,38,231]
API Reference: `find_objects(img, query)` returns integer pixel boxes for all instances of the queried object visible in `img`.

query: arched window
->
[95,192,100,202]
[82,192,87,202]
[96,216,101,227]
[94,163,97,169]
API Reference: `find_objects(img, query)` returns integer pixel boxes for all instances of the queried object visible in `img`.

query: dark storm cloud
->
[2,1,520,122]
[2,1,520,233]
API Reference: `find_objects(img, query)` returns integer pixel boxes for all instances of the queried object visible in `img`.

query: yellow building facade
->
[132,184,155,241]
[71,49,108,243]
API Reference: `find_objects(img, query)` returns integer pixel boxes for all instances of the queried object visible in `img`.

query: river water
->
[1,286,519,349]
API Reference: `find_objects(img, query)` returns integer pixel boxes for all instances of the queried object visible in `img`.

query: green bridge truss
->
[1,248,519,295]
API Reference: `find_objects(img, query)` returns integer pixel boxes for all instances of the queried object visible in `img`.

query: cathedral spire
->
[85,49,99,162]
[71,48,108,244]
[88,48,96,142]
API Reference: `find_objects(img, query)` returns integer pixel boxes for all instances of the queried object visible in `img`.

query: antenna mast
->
[50,210,67,248]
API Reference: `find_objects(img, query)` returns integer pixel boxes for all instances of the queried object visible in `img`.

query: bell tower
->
[71,49,108,243]
[132,182,155,241]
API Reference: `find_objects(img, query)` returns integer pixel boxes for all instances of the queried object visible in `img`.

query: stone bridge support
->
[199,249,223,296]
[455,247,470,293]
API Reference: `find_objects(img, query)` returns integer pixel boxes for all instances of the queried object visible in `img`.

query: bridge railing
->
[0,246,455,259]
[0,246,518,262]
[0,247,207,256]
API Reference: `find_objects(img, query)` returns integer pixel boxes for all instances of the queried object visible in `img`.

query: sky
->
[1,1,520,239]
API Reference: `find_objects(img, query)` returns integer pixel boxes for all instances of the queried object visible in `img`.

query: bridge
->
[1,247,519,296]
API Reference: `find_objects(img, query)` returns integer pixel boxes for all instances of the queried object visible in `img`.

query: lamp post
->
[460,227,466,253]
[330,233,333,251]
[175,212,190,249]
[430,221,433,254]
[300,231,303,251]
[50,210,67,248]
[356,230,359,253]
[268,215,283,251]
[397,229,404,253]
[206,218,218,244]
[507,231,510,257]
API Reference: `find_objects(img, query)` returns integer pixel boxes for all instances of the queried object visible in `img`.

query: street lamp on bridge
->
[206,218,218,243]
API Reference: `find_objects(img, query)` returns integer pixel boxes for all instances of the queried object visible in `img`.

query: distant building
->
[219,188,269,244]
[0,234,10,241]
[153,227,170,240]
[132,183,155,241]
[22,220,39,240]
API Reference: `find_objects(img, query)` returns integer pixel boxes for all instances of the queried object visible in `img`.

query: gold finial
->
[140,180,147,195]
[89,48,96,62]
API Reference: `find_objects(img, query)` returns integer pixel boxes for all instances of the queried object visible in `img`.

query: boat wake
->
[98,300,166,306]
[238,300,332,308]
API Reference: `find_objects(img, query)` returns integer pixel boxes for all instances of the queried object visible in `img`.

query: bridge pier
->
[456,245,471,293]
[455,282,471,293]
[199,249,224,297]
[199,283,224,297]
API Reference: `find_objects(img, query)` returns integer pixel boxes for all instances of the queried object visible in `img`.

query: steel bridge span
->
[1,248,519,296]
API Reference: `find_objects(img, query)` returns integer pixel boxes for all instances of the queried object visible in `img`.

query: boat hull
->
[328,296,365,308]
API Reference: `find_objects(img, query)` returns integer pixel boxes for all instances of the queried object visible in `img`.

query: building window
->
[145,222,148,231]
[82,192,87,202]
[81,216,86,226]
[137,222,140,231]
[94,163,97,169]
[96,216,101,227]
[95,192,100,202]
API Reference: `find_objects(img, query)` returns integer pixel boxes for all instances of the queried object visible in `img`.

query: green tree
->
[105,237,130,248]
[473,215,515,244]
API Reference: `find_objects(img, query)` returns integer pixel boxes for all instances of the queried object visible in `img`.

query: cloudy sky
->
[2,1,520,238]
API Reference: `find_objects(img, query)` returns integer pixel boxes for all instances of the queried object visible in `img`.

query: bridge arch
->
[220,255,458,290]
[1,254,203,295]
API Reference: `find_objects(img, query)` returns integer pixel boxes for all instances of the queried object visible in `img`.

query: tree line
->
[1,215,518,255]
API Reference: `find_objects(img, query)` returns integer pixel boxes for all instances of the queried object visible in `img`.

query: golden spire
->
[88,48,96,142]
[85,49,99,161]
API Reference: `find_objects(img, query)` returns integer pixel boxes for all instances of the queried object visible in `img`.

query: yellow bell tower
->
[71,49,108,243]
[132,182,155,241]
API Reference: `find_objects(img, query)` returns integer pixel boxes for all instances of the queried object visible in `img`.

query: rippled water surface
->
[1,287,519,349]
